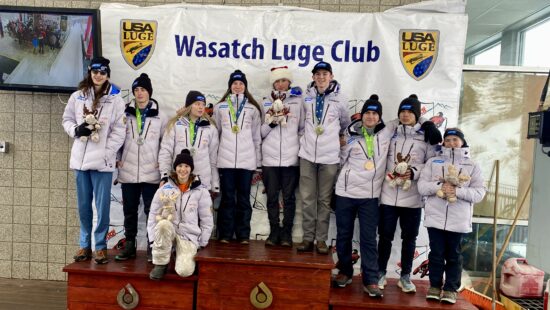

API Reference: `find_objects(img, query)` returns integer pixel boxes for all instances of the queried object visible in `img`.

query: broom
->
[461,287,506,310]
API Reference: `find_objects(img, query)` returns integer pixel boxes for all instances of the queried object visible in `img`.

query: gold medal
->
[364,161,375,170]
[315,125,324,135]
[136,137,144,145]
[232,125,240,133]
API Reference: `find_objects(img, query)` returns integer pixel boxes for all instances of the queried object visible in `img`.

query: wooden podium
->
[63,253,196,309]
[195,240,334,309]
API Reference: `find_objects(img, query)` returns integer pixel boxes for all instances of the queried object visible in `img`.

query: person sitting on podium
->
[148,149,214,280]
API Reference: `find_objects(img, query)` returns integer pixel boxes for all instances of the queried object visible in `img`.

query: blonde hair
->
[165,105,217,134]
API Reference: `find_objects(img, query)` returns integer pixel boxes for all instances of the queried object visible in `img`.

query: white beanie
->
[270,66,293,85]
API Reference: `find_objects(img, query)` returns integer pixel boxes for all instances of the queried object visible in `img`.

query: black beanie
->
[185,90,206,107]
[444,128,468,147]
[228,70,248,88]
[173,149,194,171]
[132,73,153,97]
[311,61,333,74]
[361,94,383,118]
[398,94,421,122]
[89,57,111,77]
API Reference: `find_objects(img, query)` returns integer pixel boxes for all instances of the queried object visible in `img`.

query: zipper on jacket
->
[130,119,135,140]
[137,143,141,183]
[178,194,192,226]
[197,130,203,148]
[345,169,350,192]
[143,121,151,140]
[443,204,449,230]
[79,140,90,170]
[184,128,188,147]
[279,125,282,167]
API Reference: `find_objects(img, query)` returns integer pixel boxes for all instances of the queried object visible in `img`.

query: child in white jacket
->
[418,128,485,304]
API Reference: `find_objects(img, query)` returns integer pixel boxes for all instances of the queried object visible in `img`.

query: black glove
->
[75,122,91,137]
[269,122,278,128]
[420,121,442,145]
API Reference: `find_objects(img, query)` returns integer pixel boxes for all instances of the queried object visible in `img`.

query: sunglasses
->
[91,70,107,76]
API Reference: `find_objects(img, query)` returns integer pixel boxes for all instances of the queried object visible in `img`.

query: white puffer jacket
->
[147,177,214,248]
[117,99,166,184]
[213,94,262,170]
[260,87,305,167]
[418,147,486,233]
[158,117,219,192]
[62,85,126,172]
[380,122,438,208]
[335,120,394,199]
[298,81,350,165]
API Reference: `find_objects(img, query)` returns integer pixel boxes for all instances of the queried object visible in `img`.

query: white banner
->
[99,2,467,279]
[100,2,466,126]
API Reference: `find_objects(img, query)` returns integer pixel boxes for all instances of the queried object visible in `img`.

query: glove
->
[269,122,278,128]
[420,121,442,145]
[75,122,91,137]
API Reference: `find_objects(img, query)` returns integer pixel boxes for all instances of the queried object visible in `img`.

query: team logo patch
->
[120,19,157,70]
[399,30,439,81]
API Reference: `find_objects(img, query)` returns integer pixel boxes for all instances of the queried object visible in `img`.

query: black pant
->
[377,204,421,276]
[427,227,463,292]
[121,183,158,242]
[262,166,299,234]
[218,168,254,240]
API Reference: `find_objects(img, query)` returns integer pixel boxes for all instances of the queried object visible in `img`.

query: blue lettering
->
[232,40,240,59]
[272,39,281,60]
[251,38,264,59]
[219,42,230,58]
[175,35,194,56]
[208,42,217,57]
[312,46,324,62]
[331,40,343,62]
[196,41,207,57]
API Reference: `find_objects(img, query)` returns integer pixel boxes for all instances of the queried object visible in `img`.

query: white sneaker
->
[397,275,416,293]
[377,273,387,290]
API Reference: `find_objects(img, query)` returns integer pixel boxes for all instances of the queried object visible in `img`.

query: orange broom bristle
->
[460,288,506,310]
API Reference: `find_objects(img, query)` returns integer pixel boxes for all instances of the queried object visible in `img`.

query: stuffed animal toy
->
[156,186,180,222]
[80,106,101,143]
[265,93,290,126]
[386,152,412,191]
[436,164,471,203]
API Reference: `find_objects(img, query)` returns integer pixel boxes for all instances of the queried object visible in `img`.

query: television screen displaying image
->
[0,6,99,93]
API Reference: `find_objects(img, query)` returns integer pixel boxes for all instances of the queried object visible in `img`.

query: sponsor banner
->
[100,3,467,125]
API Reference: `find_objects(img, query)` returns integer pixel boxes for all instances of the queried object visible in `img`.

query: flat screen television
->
[0,6,100,93]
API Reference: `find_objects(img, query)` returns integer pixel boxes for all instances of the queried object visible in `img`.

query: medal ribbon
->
[315,93,325,125]
[189,118,199,146]
[227,95,247,126]
[135,101,151,135]
[361,126,374,158]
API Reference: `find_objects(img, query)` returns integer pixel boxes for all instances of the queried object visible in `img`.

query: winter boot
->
[115,239,136,261]
[280,224,293,247]
[149,264,168,280]
[265,225,280,246]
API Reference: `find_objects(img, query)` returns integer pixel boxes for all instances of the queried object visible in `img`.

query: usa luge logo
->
[120,20,157,70]
[399,30,439,81]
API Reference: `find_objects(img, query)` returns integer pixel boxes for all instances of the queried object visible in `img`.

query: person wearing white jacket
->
[418,128,485,304]
[62,57,126,264]
[297,61,350,254]
[148,149,213,280]
[159,91,219,193]
[261,66,304,247]
[214,70,263,244]
[115,73,166,262]
[333,95,391,298]
[377,94,442,293]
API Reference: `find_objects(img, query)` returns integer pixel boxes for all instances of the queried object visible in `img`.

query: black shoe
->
[147,244,152,263]
[297,240,314,252]
[265,227,280,246]
[280,227,292,247]
[150,264,168,280]
[115,240,136,261]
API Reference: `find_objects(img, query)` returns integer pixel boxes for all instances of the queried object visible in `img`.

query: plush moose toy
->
[156,186,180,222]
[80,106,101,143]
[436,164,471,203]
[386,152,412,191]
[265,92,290,126]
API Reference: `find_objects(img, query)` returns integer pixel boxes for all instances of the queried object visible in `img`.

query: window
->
[473,44,501,65]
[522,18,550,67]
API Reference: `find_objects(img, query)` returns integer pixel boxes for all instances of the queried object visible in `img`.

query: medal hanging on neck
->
[189,118,199,156]
[135,101,151,145]
[228,95,246,134]
[361,126,375,170]
[314,93,325,135]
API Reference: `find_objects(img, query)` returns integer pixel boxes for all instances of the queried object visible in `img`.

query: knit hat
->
[228,70,248,88]
[311,61,332,74]
[185,90,206,107]
[361,94,383,118]
[132,73,153,97]
[270,66,292,85]
[444,128,468,147]
[88,57,111,77]
[173,149,194,171]
[398,94,421,122]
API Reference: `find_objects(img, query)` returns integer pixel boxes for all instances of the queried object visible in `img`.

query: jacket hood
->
[347,119,386,137]
[169,174,203,191]
[307,80,341,96]
[440,146,471,161]
[125,98,160,117]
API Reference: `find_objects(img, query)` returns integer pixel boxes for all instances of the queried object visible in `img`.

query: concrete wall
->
[0,0,420,280]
